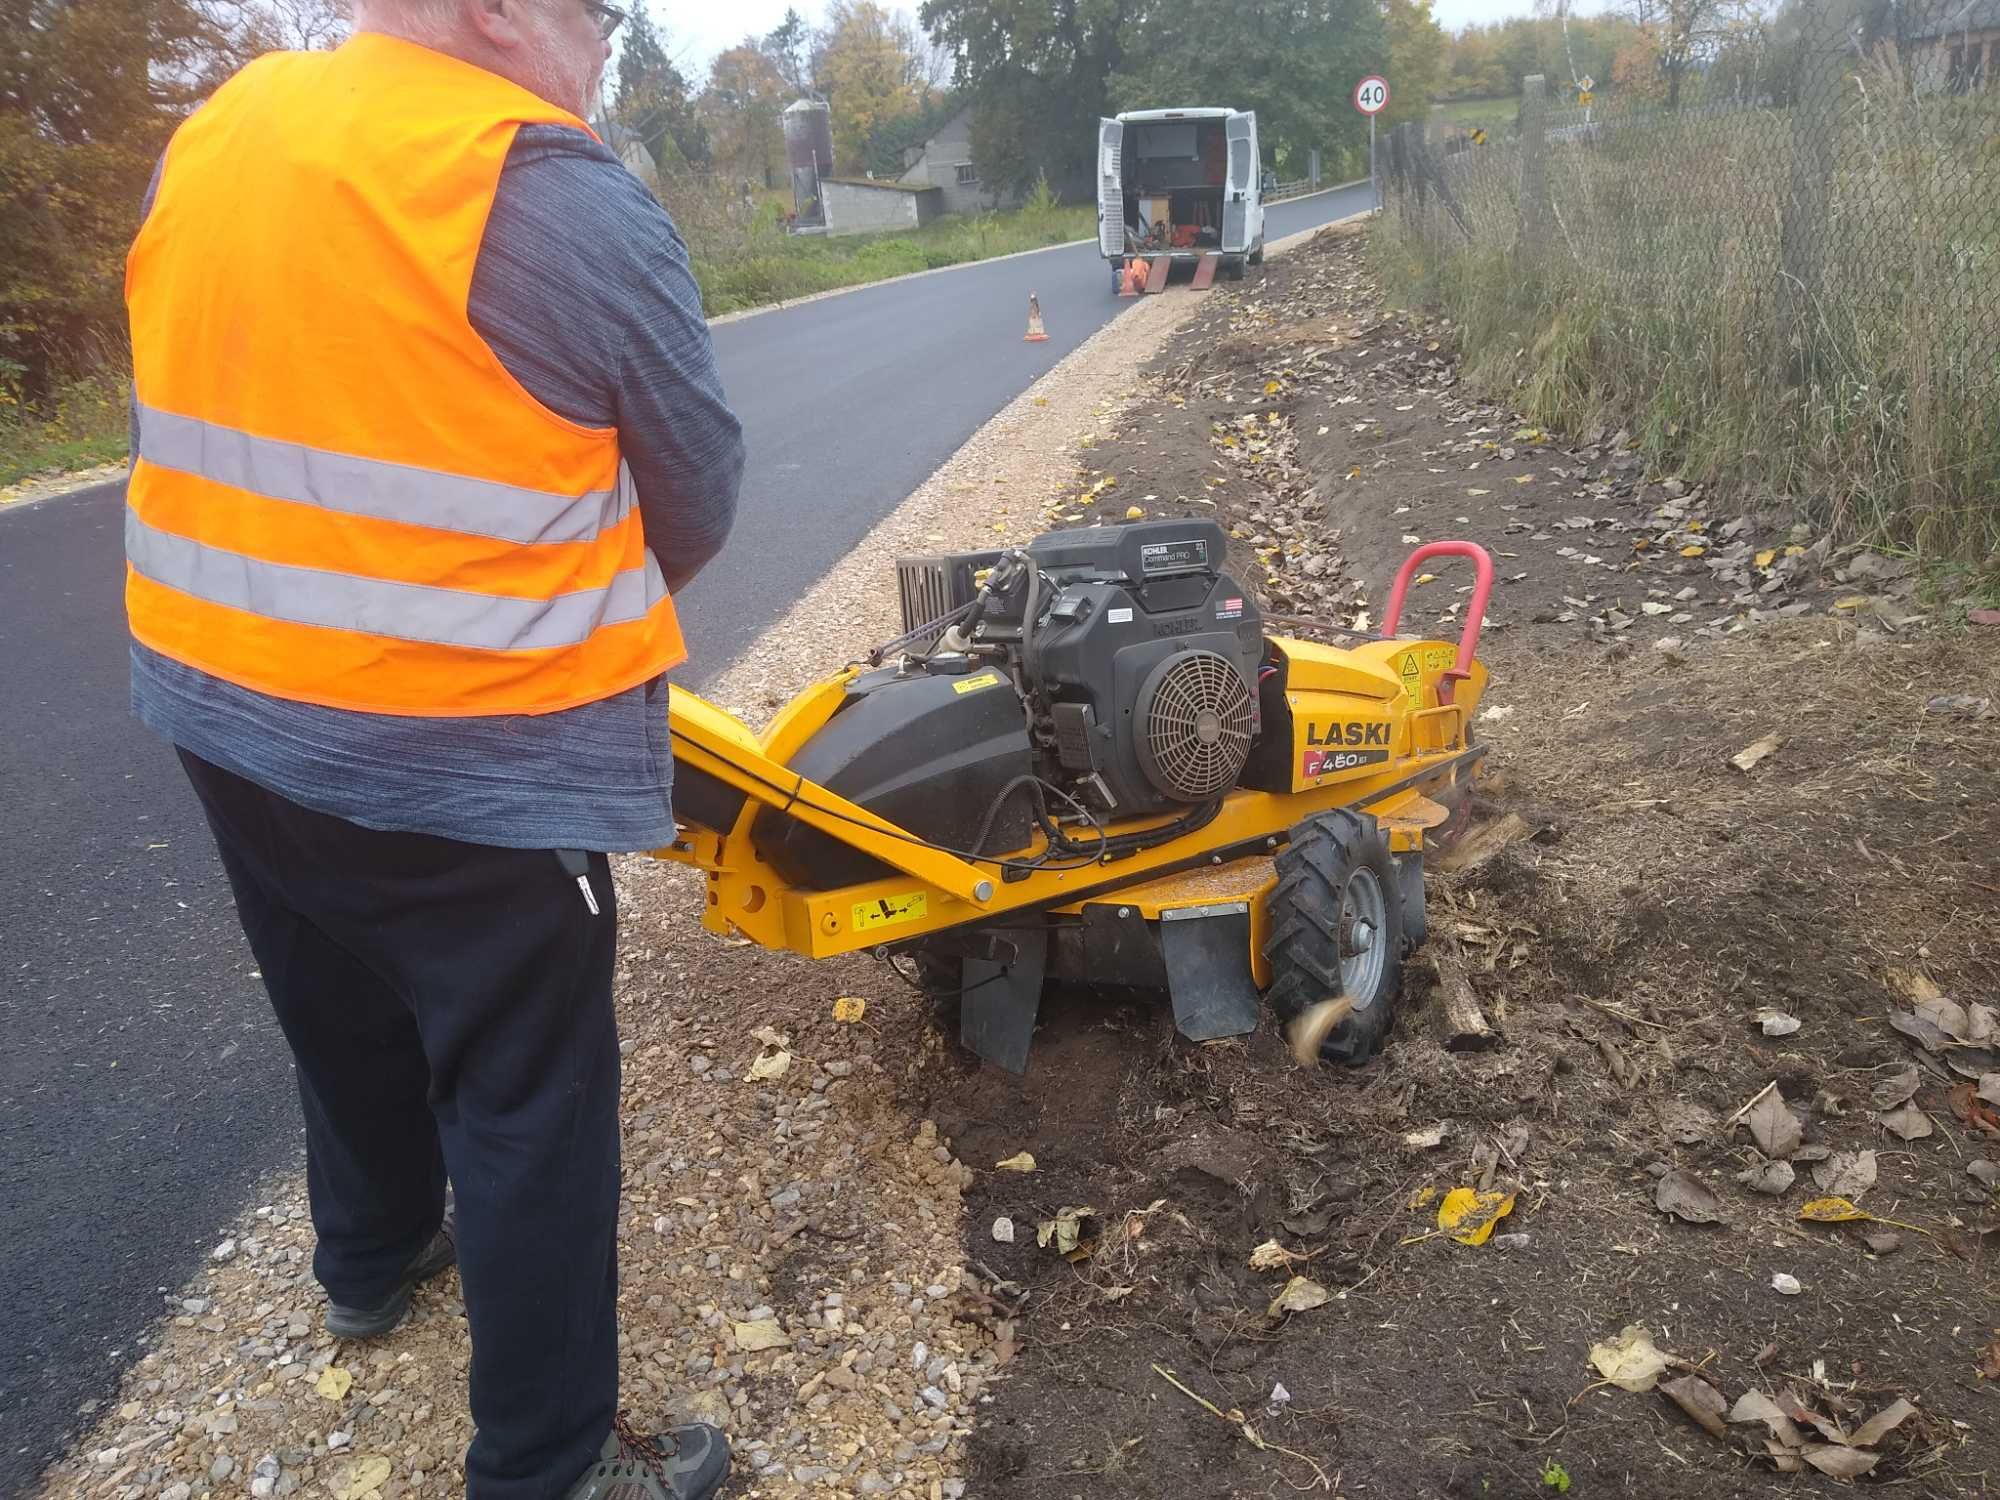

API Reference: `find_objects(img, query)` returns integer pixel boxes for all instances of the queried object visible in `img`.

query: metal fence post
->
[1518,74,1549,266]
[1778,3,1843,376]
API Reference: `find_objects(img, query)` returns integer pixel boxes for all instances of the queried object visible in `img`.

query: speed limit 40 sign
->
[1354,76,1390,115]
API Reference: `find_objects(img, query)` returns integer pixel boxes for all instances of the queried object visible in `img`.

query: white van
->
[1098,108,1265,292]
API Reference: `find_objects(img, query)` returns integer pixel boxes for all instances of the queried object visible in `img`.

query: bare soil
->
[905,226,2000,1499]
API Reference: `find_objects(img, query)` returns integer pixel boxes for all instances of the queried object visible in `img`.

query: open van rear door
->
[1098,117,1125,258]
[1222,110,1256,253]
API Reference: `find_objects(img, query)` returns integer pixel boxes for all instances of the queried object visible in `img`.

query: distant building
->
[596,119,660,192]
[820,178,944,235]
[898,105,1012,215]
[1910,0,2000,91]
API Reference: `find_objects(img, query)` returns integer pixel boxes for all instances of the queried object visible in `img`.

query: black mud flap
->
[1159,904,1262,1042]
[961,926,1048,1074]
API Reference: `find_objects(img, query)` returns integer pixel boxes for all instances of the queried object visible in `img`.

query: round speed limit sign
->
[1354,76,1390,115]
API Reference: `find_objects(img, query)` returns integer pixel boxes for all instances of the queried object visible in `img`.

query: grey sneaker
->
[324,1206,457,1339]
[565,1416,730,1500]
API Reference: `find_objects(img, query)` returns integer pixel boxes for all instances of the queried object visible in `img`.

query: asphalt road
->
[0,182,1368,1492]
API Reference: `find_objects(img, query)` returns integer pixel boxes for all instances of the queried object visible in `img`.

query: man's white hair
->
[351,0,463,44]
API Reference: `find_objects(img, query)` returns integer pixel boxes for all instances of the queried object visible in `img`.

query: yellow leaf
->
[1467,487,1491,497]
[1125,506,1145,520]
[1514,427,1544,442]
[995,1151,1036,1173]
[1686,520,1706,532]
[1514,474,1534,484]
[1409,1185,1439,1210]
[1834,595,1871,610]
[1347,467,1361,479]
[1800,1197,1866,1223]
[1755,549,1777,568]
[316,1366,353,1401]
[1680,545,1706,557]
[1414,573,1437,585]
[1101,476,1116,488]
[1033,397,1048,406]
[330,1456,393,1500]
[1264,380,1282,394]
[1784,544,1807,557]
[1437,1186,1517,1246]
[830,996,866,1024]
[746,1049,791,1082]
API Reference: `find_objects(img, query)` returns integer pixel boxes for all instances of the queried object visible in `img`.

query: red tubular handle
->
[1379,540,1496,697]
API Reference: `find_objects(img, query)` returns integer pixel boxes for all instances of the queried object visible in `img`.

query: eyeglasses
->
[579,0,625,39]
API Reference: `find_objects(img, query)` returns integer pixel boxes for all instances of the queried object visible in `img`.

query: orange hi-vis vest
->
[125,33,687,717]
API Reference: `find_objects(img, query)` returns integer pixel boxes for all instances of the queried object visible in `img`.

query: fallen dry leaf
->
[1848,1397,1918,1448]
[830,996,867,1024]
[1729,1389,1806,1449]
[1887,967,1945,1006]
[1878,1105,1934,1141]
[1812,1150,1878,1200]
[1747,1088,1803,1159]
[315,1366,353,1402]
[1802,1446,1879,1478]
[1656,1168,1727,1224]
[1871,1063,1921,1109]
[1754,1008,1802,1037]
[995,1151,1036,1173]
[1730,733,1781,772]
[1268,1276,1330,1317]
[1036,1206,1096,1255]
[746,1049,791,1082]
[1977,1337,2000,1381]
[1437,1186,1516,1246]
[1403,1122,1448,1150]
[1589,1325,1670,1392]
[1736,1158,1795,1195]
[1124,505,1144,520]
[1660,1373,1730,1440]
[1970,608,2000,626]
[1248,1239,1303,1272]
[329,1457,394,1500]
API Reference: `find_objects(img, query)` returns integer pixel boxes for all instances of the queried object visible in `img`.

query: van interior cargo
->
[1119,118,1229,253]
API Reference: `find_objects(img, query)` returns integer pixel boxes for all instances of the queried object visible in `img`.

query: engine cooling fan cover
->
[1134,649,1255,801]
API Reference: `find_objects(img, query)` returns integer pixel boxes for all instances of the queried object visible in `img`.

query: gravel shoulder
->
[36,248,1313,1500]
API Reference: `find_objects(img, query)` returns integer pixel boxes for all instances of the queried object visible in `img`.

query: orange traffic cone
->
[1024,292,1049,342]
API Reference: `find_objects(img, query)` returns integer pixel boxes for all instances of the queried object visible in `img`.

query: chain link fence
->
[1381,0,2000,560]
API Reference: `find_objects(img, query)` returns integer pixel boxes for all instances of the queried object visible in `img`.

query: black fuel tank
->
[750,662,1034,891]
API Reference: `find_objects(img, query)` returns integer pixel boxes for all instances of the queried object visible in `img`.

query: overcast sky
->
[659,0,1612,77]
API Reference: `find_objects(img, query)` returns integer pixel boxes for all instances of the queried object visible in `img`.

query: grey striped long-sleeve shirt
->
[131,123,743,851]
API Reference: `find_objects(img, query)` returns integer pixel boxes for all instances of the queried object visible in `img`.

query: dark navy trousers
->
[180,751,620,1500]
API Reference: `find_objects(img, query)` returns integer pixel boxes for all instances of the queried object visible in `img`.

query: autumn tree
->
[818,1,927,173]
[700,41,787,186]
[1106,0,1386,176]
[613,5,708,167]
[1,0,255,399]
[1381,0,1448,128]
[762,7,817,95]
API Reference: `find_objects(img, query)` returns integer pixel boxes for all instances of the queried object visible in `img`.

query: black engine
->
[747,520,1265,890]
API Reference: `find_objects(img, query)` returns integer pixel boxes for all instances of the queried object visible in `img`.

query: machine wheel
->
[1261,808,1404,1064]
[1112,263,1125,295]
[1248,238,1265,266]
[1224,255,1246,281]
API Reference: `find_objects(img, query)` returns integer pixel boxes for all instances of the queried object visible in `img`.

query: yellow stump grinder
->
[655,521,1494,1072]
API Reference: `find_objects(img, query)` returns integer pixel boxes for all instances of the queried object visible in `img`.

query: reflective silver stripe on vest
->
[135,403,631,546]
[127,508,666,652]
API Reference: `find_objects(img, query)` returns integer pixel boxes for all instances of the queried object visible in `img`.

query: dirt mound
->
[931,225,2000,1500]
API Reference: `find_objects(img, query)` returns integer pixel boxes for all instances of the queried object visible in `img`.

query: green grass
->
[1370,87,2000,569]
[691,198,1099,316]
[1430,96,1518,134]
[0,369,128,487]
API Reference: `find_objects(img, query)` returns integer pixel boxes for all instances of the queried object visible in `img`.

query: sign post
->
[1354,75,1390,214]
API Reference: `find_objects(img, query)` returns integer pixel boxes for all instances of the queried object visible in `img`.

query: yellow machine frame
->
[653,634,1488,960]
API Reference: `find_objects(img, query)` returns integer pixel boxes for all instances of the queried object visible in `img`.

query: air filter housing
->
[1135,649,1256,800]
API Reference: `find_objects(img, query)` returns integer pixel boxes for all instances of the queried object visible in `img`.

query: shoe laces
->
[612,1410,679,1468]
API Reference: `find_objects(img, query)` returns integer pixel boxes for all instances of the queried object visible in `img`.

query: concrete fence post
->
[1778,2,1843,375]
[1518,74,1549,266]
